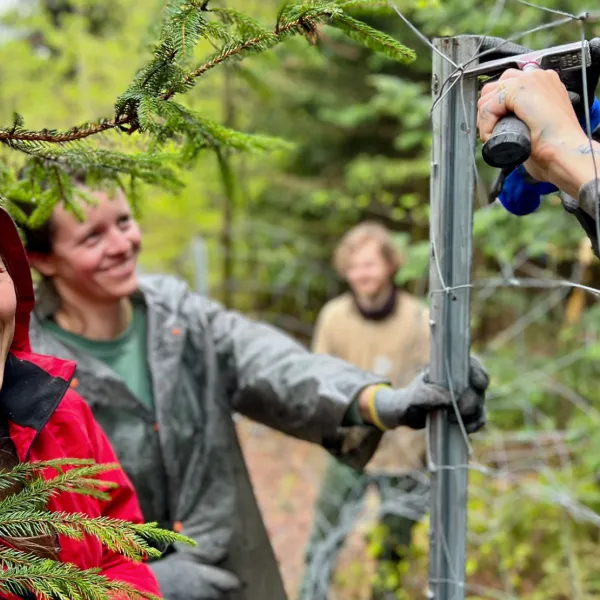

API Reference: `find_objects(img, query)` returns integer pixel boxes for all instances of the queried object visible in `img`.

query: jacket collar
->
[351,286,399,322]
[1,352,72,432]
[34,277,147,323]
[0,352,74,462]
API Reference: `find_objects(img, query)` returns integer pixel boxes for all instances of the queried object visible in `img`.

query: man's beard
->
[352,281,397,321]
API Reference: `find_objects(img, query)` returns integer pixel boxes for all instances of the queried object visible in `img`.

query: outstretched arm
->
[191,294,488,470]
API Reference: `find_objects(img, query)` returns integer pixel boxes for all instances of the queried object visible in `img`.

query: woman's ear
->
[27,252,57,277]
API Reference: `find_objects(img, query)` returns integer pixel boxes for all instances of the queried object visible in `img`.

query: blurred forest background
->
[2,0,600,598]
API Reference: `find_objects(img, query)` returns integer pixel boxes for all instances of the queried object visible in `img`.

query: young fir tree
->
[0,1,416,598]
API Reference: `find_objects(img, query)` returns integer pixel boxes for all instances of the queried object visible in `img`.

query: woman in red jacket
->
[0,204,161,598]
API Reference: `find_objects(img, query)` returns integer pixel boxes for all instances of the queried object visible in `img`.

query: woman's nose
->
[106,228,131,254]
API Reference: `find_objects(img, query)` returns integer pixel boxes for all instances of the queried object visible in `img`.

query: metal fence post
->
[428,36,480,600]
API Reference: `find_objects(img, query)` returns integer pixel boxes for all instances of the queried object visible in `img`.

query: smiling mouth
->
[101,256,137,275]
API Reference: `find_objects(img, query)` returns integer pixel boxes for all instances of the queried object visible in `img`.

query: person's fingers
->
[497,68,524,83]
[455,387,480,417]
[448,410,485,432]
[477,70,567,143]
[408,409,427,430]
[469,356,490,391]
[420,383,452,408]
[477,78,522,141]
[448,389,485,433]
[463,408,486,434]
[477,97,504,141]
[479,69,522,102]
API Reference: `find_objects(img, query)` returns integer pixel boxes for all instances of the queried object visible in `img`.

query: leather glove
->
[372,356,489,433]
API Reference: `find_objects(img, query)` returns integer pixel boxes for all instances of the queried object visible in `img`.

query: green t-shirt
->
[41,304,154,410]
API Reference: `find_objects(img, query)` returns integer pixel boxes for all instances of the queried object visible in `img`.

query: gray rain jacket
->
[29,275,385,600]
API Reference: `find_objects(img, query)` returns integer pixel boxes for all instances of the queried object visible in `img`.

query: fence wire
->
[383,3,600,599]
[173,4,600,598]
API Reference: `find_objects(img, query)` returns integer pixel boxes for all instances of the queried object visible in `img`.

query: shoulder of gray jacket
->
[137,273,221,319]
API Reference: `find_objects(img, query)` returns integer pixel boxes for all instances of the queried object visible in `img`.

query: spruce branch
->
[329,11,415,60]
[0,117,125,144]
[0,0,415,248]
[0,462,195,560]
[164,0,211,59]
[338,0,394,11]
[140,98,292,158]
[0,470,115,515]
[0,2,414,150]
[1,140,182,193]
[0,549,161,600]
[0,459,101,492]
[0,510,192,562]
[209,7,271,38]
[0,460,194,599]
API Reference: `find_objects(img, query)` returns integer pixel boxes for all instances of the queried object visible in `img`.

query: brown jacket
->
[313,291,430,473]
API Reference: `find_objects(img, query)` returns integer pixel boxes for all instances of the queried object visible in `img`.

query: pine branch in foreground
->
[0,461,194,600]
[0,549,160,600]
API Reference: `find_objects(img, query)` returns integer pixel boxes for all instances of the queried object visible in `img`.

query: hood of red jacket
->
[0,207,35,353]
[0,207,77,456]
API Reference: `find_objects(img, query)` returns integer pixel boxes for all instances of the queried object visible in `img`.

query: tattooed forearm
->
[577,143,600,156]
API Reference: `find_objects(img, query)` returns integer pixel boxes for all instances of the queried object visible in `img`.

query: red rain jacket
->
[0,207,161,598]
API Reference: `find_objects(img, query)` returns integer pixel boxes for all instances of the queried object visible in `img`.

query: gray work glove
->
[373,356,489,433]
[150,554,241,600]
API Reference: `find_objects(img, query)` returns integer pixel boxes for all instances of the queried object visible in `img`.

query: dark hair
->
[19,207,55,255]
[19,171,89,255]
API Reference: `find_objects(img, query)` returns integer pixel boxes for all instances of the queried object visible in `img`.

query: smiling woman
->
[27,187,142,341]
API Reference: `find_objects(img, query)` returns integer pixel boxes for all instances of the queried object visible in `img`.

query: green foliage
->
[0,459,193,600]
[0,0,416,232]
[0,2,419,597]
[3,0,600,597]
[328,11,414,61]
[0,556,156,600]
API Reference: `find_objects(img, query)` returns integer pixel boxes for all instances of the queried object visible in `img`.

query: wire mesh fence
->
[417,5,600,599]
[166,3,600,599]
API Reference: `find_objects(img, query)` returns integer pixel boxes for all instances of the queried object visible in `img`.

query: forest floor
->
[236,417,380,600]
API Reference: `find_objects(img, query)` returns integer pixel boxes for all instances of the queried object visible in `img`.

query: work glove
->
[372,357,488,433]
[150,554,241,600]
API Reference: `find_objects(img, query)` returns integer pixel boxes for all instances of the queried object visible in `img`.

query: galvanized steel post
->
[427,36,480,600]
